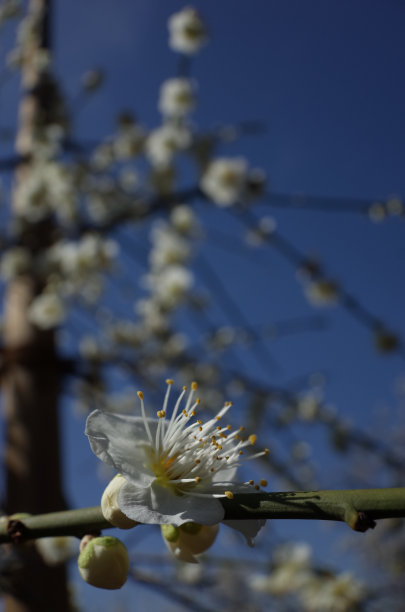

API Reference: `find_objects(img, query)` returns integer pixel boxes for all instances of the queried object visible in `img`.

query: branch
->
[1,488,405,543]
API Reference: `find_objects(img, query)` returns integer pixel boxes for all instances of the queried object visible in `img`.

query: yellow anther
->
[249,434,257,445]
[195,476,201,483]
[197,420,203,425]
[157,410,166,418]
[234,434,239,440]
[260,479,268,487]
[210,467,215,472]
[249,480,254,485]
[255,485,260,491]
[191,381,198,390]
[183,386,187,391]
[191,411,195,416]
[199,426,203,431]
[240,426,245,432]
[137,391,144,400]
[225,490,234,499]
[227,425,231,430]
[225,456,229,460]
[166,379,174,385]
[195,459,201,464]
[264,448,270,455]
[238,451,243,455]
[182,409,188,417]
[196,398,200,404]
[216,416,221,421]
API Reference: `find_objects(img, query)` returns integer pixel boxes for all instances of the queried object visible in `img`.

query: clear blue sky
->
[1,1,404,608]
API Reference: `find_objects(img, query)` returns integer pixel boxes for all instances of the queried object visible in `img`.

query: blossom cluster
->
[250,542,366,612]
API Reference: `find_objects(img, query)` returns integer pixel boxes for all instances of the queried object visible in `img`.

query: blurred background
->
[0,0,404,610]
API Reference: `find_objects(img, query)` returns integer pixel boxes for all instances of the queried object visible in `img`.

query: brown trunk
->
[2,1,69,610]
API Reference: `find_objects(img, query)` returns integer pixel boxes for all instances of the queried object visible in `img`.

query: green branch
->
[1,488,405,543]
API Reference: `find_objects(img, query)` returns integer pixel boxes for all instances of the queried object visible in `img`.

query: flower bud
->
[78,535,129,590]
[161,522,219,563]
[101,475,138,529]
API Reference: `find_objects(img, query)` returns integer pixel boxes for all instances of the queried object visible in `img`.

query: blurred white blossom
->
[36,536,77,566]
[168,7,207,55]
[158,78,196,118]
[0,247,31,280]
[146,123,192,167]
[28,293,66,329]
[170,204,197,235]
[200,157,248,206]
[304,280,340,307]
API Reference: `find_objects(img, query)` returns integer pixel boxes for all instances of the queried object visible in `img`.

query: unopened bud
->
[101,475,139,529]
[161,522,219,563]
[78,535,129,590]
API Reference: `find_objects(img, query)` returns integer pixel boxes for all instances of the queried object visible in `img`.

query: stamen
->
[224,490,234,499]
[249,434,257,445]
[260,479,268,487]
[137,390,153,444]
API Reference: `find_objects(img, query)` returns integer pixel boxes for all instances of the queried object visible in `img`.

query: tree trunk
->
[2,1,70,609]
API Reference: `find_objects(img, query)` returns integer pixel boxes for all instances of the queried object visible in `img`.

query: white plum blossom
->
[149,223,191,270]
[300,571,366,612]
[145,265,194,307]
[28,292,66,329]
[14,161,76,223]
[86,381,268,542]
[158,78,196,118]
[146,123,192,167]
[113,123,146,159]
[0,247,31,280]
[168,7,207,55]
[200,157,248,206]
[170,204,197,235]
[36,536,77,566]
[48,234,118,279]
[304,280,339,307]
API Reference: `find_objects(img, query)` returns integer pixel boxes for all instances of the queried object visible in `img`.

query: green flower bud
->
[101,475,138,529]
[161,523,219,563]
[78,535,129,590]
[161,524,180,542]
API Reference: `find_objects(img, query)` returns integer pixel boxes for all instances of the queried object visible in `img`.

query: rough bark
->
[2,1,70,609]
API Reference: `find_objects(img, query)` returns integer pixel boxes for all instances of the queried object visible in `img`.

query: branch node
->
[7,519,28,544]
[344,506,376,532]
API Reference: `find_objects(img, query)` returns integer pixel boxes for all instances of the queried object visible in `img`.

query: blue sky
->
[58,0,404,560]
[1,0,405,608]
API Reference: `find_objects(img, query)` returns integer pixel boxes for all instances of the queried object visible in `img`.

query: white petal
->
[223,519,267,546]
[85,410,155,486]
[118,481,225,526]
[212,466,238,483]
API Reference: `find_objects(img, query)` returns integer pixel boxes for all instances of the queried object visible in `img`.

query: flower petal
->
[85,410,155,486]
[222,519,266,546]
[118,481,225,526]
